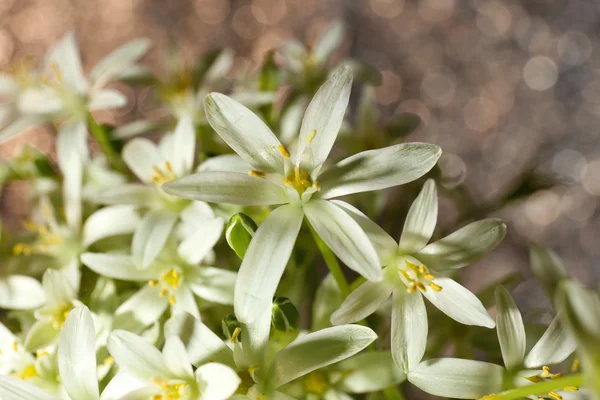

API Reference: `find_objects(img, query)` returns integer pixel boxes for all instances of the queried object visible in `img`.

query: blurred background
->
[0,0,599,317]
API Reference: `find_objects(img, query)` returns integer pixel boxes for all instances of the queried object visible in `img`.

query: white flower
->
[165,310,377,400]
[163,66,441,323]
[81,216,234,330]
[331,179,505,372]
[0,306,140,400]
[107,328,240,400]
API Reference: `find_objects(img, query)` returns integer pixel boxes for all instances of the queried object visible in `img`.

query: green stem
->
[480,374,583,400]
[306,219,350,298]
[87,113,127,174]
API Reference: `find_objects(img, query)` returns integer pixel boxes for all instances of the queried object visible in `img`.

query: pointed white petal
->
[280,96,307,145]
[94,184,157,206]
[240,306,273,368]
[304,200,382,281]
[59,307,100,400]
[197,154,251,174]
[82,205,140,247]
[317,143,442,199]
[422,277,495,328]
[398,179,438,254]
[313,21,345,64]
[122,138,162,183]
[524,313,576,368]
[45,32,88,93]
[330,200,397,264]
[113,120,160,139]
[188,267,236,305]
[163,336,194,379]
[204,48,234,83]
[42,269,76,304]
[172,287,200,319]
[337,351,406,393]
[529,243,568,296]
[0,377,58,400]
[235,205,303,323]
[164,311,234,367]
[81,253,161,281]
[132,210,177,269]
[166,116,195,176]
[330,280,392,325]
[391,288,428,372]
[162,172,288,206]
[57,120,87,230]
[0,275,45,310]
[99,371,147,400]
[24,321,59,352]
[18,88,64,114]
[268,324,377,388]
[114,286,169,330]
[91,38,151,87]
[196,363,241,400]
[408,358,504,399]
[204,93,283,172]
[108,330,172,381]
[416,219,507,271]
[177,218,223,265]
[88,89,127,110]
[495,286,526,370]
[296,66,352,172]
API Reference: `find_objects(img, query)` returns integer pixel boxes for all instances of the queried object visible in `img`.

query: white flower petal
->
[197,154,251,174]
[391,288,428,373]
[81,253,161,281]
[24,321,59,352]
[330,200,397,264]
[296,66,352,173]
[91,38,151,87]
[162,172,288,206]
[99,371,147,400]
[132,210,177,269]
[177,218,223,265]
[164,311,234,367]
[317,143,442,199]
[313,21,345,64]
[336,351,406,393]
[398,179,438,254]
[268,324,377,389]
[114,286,169,330]
[122,138,163,183]
[18,88,64,114]
[240,306,273,368]
[113,120,160,139]
[0,275,45,310]
[82,205,140,247]
[0,376,59,400]
[407,358,504,399]
[330,280,392,325]
[57,120,87,230]
[0,74,17,94]
[204,48,234,83]
[94,184,158,206]
[188,267,236,305]
[422,277,495,328]
[166,116,195,176]
[108,330,172,382]
[529,243,568,297]
[495,286,526,370]
[204,93,283,172]
[59,307,100,400]
[235,205,303,323]
[172,286,200,319]
[304,200,382,282]
[524,313,576,368]
[162,336,194,379]
[196,363,241,400]
[45,32,88,93]
[280,96,308,145]
[88,89,127,110]
[42,269,76,304]
[416,219,507,271]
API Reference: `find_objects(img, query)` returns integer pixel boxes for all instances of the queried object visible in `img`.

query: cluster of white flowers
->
[0,24,598,400]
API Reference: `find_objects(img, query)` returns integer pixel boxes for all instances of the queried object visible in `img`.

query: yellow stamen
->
[551,373,563,379]
[162,268,181,289]
[407,282,417,293]
[248,170,266,178]
[148,279,159,287]
[36,351,49,358]
[19,365,38,379]
[429,282,443,291]
[12,243,25,255]
[306,129,317,143]
[12,341,18,352]
[399,269,411,280]
[313,181,320,191]
[159,288,168,297]
[103,356,114,366]
[278,144,290,158]
[284,176,293,186]
[416,283,427,293]
[548,391,562,400]
[564,387,578,392]
[248,365,259,374]
[419,265,428,274]
[571,358,580,372]
[168,294,176,305]
[424,273,435,280]
[164,161,174,175]
[231,327,241,344]
[406,261,420,272]
[542,366,551,377]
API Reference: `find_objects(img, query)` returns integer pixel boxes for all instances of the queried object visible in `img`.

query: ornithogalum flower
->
[331,179,506,372]
[163,66,442,323]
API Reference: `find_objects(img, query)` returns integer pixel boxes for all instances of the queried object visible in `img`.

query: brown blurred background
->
[1,0,599,313]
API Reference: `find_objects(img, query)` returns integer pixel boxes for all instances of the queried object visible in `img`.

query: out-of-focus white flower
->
[163,66,441,324]
[107,328,240,400]
[331,179,505,373]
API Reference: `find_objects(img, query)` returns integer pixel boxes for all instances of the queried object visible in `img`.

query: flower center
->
[524,366,579,400]
[13,219,63,256]
[15,364,38,380]
[148,268,182,306]
[303,371,329,395]
[152,377,190,400]
[152,161,177,185]
[51,303,73,329]
[284,166,314,195]
[398,261,443,293]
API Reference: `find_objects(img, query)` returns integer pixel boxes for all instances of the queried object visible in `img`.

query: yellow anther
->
[19,365,38,379]
[103,356,114,366]
[406,261,420,272]
[525,374,543,383]
[12,341,18,352]
[542,366,551,377]
[152,162,176,185]
[165,161,174,175]
[416,283,427,293]
[148,279,159,287]
[278,144,291,158]
[548,392,562,400]
[551,373,563,379]
[248,364,259,374]
[12,243,25,255]
[284,176,293,186]
[429,282,443,291]
[248,170,266,178]
[231,327,241,344]
[152,395,163,400]
[306,129,317,143]
[23,220,38,231]
[571,358,580,372]
[159,288,168,297]
[564,387,578,392]
[419,265,428,274]
[36,351,49,358]
[407,282,417,293]
[424,273,435,280]
[153,377,169,388]
[168,294,176,306]
[399,269,411,280]
[162,268,181,289]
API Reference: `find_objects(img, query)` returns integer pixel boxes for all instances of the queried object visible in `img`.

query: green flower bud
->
[226,213,257,259]
[221,314,242,343]
[271,297,300,333]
